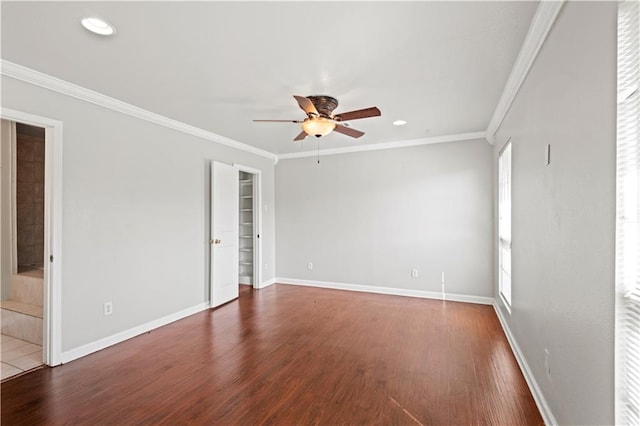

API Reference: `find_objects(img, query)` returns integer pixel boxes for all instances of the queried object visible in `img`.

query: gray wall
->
[0,120,12,300]
[276,140,493,297]
[1,76,276,352]
[493,2,617,424]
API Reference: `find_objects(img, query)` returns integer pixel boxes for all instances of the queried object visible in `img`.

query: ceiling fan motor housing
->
[308,95,339,119]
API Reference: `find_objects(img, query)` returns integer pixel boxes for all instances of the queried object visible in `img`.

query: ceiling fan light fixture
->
[302,117,336,137]
[254,94,379,141]
[81,17,115,36]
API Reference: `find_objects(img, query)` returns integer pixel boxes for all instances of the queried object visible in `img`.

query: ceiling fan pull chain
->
[317,138,320,165]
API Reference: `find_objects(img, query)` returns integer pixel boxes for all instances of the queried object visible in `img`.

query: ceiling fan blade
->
[293,95,319,116]
[253,119,302,123]
[293,131,308,141]
[334,124,364,139]
[334,107,381,122]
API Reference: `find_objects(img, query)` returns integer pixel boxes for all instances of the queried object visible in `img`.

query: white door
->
[210,161,239,308]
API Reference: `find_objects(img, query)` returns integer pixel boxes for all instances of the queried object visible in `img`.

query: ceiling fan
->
[253,95,381,141]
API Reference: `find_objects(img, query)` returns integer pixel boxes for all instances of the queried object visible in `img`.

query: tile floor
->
[1,334,42,380]
[1,309,43,345]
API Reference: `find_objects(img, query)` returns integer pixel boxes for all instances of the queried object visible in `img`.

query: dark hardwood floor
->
[1,284,542,425]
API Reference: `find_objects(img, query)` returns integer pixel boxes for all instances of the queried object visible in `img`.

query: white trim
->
[0,108,63,367]
[277,131,487,160]
[1,61,489,161]
[276,277,494,305]
[494,303,558,426]
[1,60,277,161]
[232,164,261,175]
[486,1,565,144]
[499,293,512,314]
[259,278,277,289]
[10,121,17,275]
[498,139,512,309]
[254,171,262,289]
[60,302,209,364]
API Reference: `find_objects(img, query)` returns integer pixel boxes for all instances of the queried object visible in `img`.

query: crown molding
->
[277,131,487,160]
[486,0,565,144]
[0,60,277,161]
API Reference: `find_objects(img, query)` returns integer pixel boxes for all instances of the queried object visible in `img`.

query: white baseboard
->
[60,302,209,364]
[493,303,557,426]
[275,277,494,305]
[258,278,276,289]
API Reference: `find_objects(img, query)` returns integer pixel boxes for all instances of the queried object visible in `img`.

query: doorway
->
[239,171,254,287]
[235,165,262,290]
[1,121,45,379]
[0,109,63,376]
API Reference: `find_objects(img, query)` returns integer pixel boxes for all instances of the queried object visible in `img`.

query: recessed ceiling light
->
[393,120,407,126]
[81,17,115,36]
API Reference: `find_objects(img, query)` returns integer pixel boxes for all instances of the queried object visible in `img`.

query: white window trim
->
[498,139,512,312]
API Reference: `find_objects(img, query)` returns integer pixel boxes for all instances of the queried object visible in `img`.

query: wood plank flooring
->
[1,284,542,425]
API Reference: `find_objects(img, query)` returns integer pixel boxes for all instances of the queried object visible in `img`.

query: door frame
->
[1,108,63,366]
[233,163,262,289]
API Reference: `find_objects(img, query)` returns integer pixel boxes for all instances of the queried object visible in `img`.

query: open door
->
[210,161,239,308]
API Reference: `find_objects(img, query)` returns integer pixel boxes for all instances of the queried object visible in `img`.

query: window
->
[616,1,640,424]
[498,140,512,309]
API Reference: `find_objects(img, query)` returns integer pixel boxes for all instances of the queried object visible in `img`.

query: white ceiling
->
[1,1,538,155]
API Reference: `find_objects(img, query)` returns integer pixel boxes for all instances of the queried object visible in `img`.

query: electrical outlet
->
[544,348,551,377]
[308,262,313,270]
[411,268,418,278]
[104,302,113,316]
[264,263,269,270]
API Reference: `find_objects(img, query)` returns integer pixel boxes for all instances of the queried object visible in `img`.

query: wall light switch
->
[544,348,551,377]
[545,144,551,165]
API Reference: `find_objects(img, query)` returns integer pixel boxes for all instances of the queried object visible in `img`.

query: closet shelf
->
[239,171,254,283]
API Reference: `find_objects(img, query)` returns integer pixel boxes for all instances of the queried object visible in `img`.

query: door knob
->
[214,239,221,244]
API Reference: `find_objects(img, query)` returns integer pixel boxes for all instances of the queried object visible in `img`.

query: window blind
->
[616,1,640,424]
